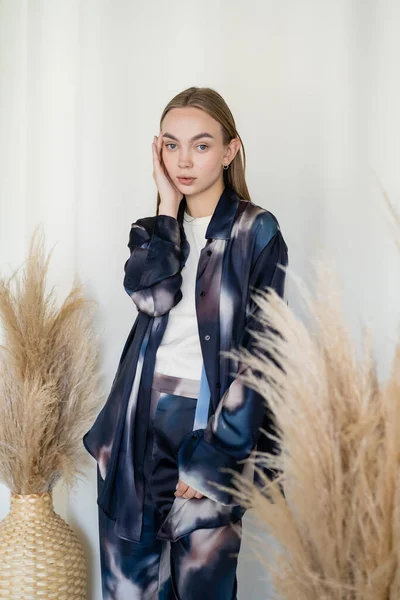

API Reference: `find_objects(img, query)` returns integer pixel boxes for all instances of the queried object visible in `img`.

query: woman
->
[83,86,288,600]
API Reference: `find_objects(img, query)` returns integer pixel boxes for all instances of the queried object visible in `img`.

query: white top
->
[153,209,213,379]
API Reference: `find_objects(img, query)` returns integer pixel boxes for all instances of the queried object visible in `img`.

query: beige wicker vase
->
[0,492,86,599]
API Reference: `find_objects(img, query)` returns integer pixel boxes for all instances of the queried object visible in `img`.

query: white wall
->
[1,1,399,598]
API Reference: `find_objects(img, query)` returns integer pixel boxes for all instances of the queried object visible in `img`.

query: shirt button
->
[200,290,206,296]
[207,250,212,256]
[205,334,211,341]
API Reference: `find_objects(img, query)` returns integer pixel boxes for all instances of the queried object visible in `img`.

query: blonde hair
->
[156,86,251,215]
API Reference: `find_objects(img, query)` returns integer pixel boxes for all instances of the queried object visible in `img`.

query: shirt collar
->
[177,185,240,240]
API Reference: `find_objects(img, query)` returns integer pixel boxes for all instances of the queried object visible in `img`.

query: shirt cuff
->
[177,429,245,505]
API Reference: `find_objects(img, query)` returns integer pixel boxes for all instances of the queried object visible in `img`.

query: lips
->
[177,177,196,185]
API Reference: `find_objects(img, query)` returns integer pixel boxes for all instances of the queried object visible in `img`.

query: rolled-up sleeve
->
[123,215,189,316]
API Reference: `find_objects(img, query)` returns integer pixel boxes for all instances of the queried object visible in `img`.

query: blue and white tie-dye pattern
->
[98,371,242,599]
[83,185,288,597]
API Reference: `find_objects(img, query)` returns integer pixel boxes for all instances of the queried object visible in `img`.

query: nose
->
[178,150,193,169]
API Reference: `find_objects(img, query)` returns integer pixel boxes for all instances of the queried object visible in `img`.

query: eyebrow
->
[162,132,215,142]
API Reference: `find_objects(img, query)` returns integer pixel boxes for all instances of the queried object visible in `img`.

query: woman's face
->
[160,106,238,195]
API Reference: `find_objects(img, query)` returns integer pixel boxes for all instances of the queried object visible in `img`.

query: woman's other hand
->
[152,132,183,216]
[175,479,204,499]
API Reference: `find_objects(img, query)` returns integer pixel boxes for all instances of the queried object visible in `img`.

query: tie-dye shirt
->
[83,184,288,543]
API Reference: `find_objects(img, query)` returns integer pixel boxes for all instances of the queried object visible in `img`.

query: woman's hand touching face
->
[152,132,183,209]
[175,479,204,500]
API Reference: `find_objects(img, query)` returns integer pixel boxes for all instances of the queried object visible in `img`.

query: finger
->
[152,138,162,174]
[177,480,189,493]
[152,137,157,162]
[156,134,163,161]
[157,137,163,174]
[152,136,160,161]
[182,487,196,499]
[175,481,189,497]
[194,491,204,499]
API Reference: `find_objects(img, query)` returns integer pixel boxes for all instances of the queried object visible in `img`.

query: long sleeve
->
[123,214,190,316]
[177,226,288,505]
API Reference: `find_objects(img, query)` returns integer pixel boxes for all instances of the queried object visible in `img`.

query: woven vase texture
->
[0,492,86,599]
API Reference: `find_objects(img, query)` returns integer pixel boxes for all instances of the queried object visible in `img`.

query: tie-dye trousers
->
[98,371,243,599]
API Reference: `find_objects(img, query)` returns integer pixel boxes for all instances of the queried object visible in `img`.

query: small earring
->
[223,163,229,170]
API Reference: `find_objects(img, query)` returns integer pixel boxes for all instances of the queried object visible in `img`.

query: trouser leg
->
[169,519,242,600]
[147,372,243,599]
[98,501,172,600]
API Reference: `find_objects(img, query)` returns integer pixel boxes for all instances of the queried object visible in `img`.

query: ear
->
[225,137,242,162]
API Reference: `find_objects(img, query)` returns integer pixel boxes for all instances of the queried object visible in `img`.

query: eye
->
[197,144,209,151]
[165,143,177,150]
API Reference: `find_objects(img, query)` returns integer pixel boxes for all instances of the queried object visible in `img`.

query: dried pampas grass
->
[219,258,400,599]
[0,226,103,495]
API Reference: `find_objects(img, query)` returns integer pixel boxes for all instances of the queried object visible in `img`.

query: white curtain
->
[1,1,399,598]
